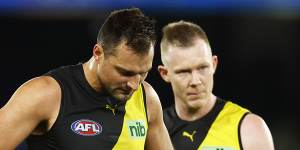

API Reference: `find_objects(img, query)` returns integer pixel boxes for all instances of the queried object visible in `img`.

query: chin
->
[187,99,206,109]
[112,95,125,101]
[188,103,202,110]
[113,93,132,102]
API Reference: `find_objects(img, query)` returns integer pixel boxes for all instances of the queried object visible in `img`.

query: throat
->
[178,107,206,121]
[175,95,216,121]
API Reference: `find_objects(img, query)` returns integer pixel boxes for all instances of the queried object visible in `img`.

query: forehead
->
[108,42,154,71]
[166,39,212,68]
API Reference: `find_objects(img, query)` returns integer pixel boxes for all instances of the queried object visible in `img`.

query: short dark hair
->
[97,8,156,55]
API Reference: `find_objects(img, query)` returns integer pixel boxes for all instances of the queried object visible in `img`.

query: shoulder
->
[0,75,62,147]
[21,76,60,101]
[142,81,159,101]
[142,81,160,107]
[241,114,271,137]
[7,76,61,118]
[221,101,250,118]
[142,81,162,123]
[240,113,274,150]
[242,113,265,127]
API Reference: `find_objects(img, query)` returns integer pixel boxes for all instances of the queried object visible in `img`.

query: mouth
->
[116,89,133,97]
[187,92,199,95]
[120,89,132,94]
[111,89,133,101]
[186,91,206,99]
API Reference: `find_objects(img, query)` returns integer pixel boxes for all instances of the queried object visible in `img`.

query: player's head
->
[93,8,156,101]
[97,7,156,56]
[158,20,218,110]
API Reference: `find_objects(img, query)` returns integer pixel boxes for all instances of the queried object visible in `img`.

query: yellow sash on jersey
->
[113,85,148,150]
[198,101,249,150]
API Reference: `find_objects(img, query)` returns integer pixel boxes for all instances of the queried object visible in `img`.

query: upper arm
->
[240,113,274,150]
[0,76,61,150]
[142,82,173,150]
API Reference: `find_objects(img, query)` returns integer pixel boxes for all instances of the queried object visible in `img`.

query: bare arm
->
[144,82,173,150]
[0,76,61,150]
[241,114,275,150]
[142,82,173,150]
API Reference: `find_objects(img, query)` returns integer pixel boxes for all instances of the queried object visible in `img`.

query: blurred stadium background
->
[0,0,299,149]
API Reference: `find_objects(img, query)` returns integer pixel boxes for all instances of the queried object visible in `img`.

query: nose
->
[126,74,141,91]
[190,70,202,86]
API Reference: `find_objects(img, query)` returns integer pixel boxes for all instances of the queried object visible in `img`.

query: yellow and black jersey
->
[27,64,148,150]
[163,98,249,150]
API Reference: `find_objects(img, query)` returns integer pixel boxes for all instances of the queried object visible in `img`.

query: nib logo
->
[127,120,147,139]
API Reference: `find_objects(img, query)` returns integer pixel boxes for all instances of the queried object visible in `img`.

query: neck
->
[82,57,103,92]
[175,94,216,121]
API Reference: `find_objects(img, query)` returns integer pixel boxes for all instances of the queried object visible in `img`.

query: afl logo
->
[71,119,102,136]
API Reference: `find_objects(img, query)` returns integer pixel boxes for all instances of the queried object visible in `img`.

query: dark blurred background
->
[0,0,299,149]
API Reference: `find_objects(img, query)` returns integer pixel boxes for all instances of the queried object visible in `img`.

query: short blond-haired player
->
[159,20,274,150]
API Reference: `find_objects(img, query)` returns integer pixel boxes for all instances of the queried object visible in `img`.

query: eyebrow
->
[115,66,134,75]
[174,62,210,73]
[115,65,150,75]
[174,68,191,74]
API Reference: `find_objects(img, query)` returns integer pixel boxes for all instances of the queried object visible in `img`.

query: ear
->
[93,43,104,61]
[212,55,218,74]
[158,65,171,82]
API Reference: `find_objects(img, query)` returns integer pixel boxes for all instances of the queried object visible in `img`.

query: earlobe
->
[212,55,218,73]
[158,65,170,82]
[93,44,104,61]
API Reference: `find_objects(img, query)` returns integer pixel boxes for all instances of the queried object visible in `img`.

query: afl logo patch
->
[71,119,102,136]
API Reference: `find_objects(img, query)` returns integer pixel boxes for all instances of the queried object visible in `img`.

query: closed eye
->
[198,65,209,70]
[116,66,136,77]
[115,66,149,77]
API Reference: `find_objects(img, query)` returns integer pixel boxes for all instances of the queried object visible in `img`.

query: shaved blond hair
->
[160,20,211,65]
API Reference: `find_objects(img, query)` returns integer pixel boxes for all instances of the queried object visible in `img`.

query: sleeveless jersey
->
[27,64,148,150]
[163,98,249,150]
